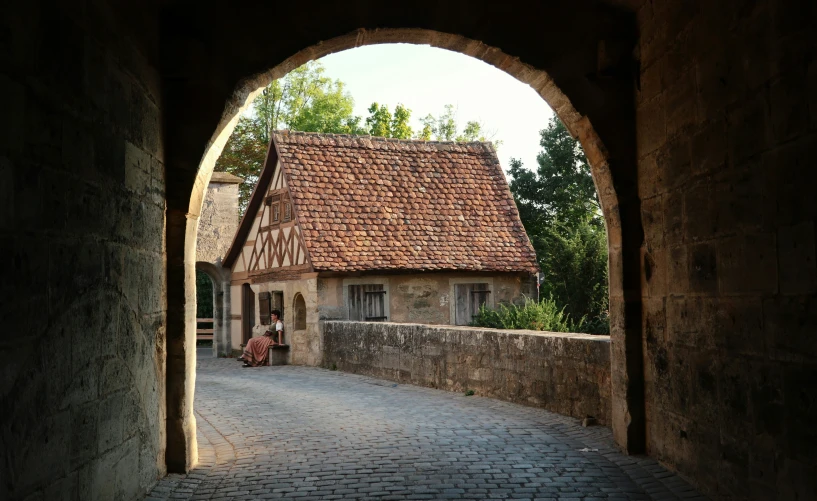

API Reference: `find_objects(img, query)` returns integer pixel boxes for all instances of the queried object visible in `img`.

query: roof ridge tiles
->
[273,129,493,149]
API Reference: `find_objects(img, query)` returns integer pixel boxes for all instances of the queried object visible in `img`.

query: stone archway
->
[166,20,640,473]
[194,262,232,358]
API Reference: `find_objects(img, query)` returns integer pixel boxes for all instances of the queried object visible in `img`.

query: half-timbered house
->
[222,131,539,364]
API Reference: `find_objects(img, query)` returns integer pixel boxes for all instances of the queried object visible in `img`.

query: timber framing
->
[223,140,279,269]
[249,264,313,283]
[224,134,312,279]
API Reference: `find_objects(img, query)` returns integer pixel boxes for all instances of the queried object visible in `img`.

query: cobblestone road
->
[146,350,707,500]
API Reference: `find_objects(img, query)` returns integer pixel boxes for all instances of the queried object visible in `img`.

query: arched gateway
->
[168,23,640,476]
[8,2,814,499]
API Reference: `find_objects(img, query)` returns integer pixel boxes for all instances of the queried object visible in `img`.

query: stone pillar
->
[576,119,645,456]
[214,265,233,358]
[165,209,198,473]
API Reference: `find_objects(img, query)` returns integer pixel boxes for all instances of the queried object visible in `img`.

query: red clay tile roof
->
[272,131,538,273]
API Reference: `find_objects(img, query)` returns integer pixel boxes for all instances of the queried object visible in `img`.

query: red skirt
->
[242,335,274,366]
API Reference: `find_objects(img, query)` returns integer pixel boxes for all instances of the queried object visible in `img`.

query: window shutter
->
[284,199,292,222]
[348,284,386,321]
[454,284,470,325]
[348,285,363,321]
[258,292,271,325]
[271,291,284,320]
[271,195,281,222]
[455,283,490,325]
[363,284,386,321]
[470,283,490,320]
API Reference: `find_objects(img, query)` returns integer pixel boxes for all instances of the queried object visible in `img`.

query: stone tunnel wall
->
[3,1,816,500]
[323,321,612,425]
[636,1,817,499]
[0,3,166,500]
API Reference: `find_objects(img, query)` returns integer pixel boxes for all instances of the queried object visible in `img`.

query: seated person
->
[238,310,283,367]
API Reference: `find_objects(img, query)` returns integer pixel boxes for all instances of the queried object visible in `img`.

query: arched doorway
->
[241,283,255,346]
[195,262,232,358]
[166,20,640,473]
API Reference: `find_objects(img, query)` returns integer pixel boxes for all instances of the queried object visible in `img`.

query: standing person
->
[238,310,283,367]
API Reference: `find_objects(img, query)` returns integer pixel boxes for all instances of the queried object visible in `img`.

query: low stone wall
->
[323,321,612,425]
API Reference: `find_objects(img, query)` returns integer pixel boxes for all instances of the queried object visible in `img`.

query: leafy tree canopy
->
[507,116,608,333]
[508,116,600,233]
[216,63,502,216]
[417,104,500,148]
[365,102,414,139]
[216,61,366,213]
[390,104,413,139]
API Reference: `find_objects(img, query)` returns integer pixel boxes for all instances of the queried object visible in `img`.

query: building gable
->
[225,131,539,276]
[230,159,311,279]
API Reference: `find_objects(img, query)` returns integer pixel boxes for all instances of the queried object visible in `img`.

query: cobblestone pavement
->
[146,351,707,500]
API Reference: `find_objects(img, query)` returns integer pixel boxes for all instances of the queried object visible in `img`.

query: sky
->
[316,44,554,173]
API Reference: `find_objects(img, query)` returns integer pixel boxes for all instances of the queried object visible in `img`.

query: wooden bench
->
[267,343,290,366]
[197,318,214,341]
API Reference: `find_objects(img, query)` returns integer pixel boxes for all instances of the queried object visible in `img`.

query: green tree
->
[366,102,392,137]
[216,61,365,214]
[417,104,500,147]
[419,104,457,141]
[364,102,414,139]
[533,221,608,330]
[456,121,489,142]
[418,122,433,141]
[390,104,413,139]
[508,116,608,333]
[508,116,600,229]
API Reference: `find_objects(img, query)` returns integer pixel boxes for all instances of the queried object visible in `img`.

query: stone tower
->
[197,172,243,264]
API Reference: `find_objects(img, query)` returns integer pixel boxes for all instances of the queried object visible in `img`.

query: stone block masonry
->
[1,3,166,500]
[323,321,612,425]
[4,2,816,500]
[196,174,241,264]
[637,1,817,498]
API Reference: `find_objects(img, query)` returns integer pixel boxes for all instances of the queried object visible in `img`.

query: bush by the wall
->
[471,297,610,335]
[533,221,609,327]
[471,297,579,332]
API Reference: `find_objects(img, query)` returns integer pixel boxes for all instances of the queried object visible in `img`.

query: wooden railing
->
[196,318,214,341]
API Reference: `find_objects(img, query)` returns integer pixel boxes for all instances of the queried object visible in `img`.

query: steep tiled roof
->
[273,131,538,273]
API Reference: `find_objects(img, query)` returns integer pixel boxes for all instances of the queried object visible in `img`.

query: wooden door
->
[241,284,255,345]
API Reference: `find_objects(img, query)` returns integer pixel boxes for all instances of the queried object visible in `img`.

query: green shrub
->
[470,297,584,333]
[533,221,609,324]
[577,312,610,335]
